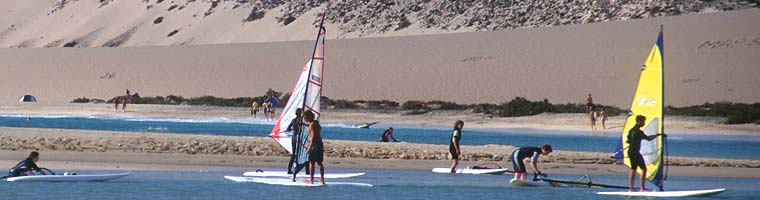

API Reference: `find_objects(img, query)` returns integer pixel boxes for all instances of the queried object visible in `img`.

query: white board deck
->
[224,176,373,187]
[432,168,509,175]
[509,179,554,187]
[242,171,365,179]
[6,173,130,182]
[597,188,726,197]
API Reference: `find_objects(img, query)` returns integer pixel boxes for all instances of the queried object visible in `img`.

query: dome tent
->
[18,95,37,102]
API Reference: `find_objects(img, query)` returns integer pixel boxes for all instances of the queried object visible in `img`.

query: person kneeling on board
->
[7,151,46,177]
[510,145,552,181]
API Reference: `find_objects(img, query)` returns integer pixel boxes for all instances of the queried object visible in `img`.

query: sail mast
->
[659,24,668,191]
[301,14,327,111]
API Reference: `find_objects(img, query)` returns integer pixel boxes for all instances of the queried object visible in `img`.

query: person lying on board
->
[304,110,325,185]
[627,115,665,192]
[7,151,46,177]
[510,144,552,181]
[380,127,399,142]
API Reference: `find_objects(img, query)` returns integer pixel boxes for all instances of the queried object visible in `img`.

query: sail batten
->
[614,29,665,190]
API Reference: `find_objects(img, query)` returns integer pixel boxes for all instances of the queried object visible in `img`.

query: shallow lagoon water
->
[1,169,757,200]
[1,115,760,160]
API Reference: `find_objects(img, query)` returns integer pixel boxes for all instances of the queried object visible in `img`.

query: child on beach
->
[600,110,608,129]
[251,101,259,117]
[590,110,598,131]
[449,120,464,173]
[113,97,120,112]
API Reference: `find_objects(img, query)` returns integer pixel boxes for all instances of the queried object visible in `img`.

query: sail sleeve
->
[615,31,664,187]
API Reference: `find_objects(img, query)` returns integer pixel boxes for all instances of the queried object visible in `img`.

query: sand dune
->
[1,9,759,106]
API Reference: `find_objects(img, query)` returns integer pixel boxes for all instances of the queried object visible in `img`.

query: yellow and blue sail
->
[613,30,666,190]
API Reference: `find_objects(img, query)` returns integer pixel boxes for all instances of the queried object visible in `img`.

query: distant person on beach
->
[303,110,325,185]
[510,144,552,181]
[113,97,120,112]
[449,120,464,173]
[268,102,276,121]
[262,102,269,120]
[7,151,45,177]
[121,97,128,112]
[286,108,304,174]
[380,127,399,142]
[251,101,259,117]
[590,110,598,131]
[627,115,664,192]
[586,93,594,112]
[600,110,608,129]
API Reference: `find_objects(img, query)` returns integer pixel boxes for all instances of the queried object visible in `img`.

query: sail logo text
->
[636,97,657,107]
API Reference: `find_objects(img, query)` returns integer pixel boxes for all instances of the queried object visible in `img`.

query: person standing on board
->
[286,108,304,174]
[251,101,259,117]
[7,151,45,177]
[303,110,325,185]
[627,115,665,192]
[449,120,464,173]
[510,144,552,181]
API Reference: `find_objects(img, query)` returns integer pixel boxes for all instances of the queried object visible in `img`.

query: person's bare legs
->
[628,169,636,192]
[307,161,315,184]
[122,99,127,112]
[318,161,325,185]
[639,168,647,192]
[449,159,459,173]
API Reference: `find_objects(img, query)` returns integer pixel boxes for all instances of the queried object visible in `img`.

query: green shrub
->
[401,100,425,110]
[71,97,91,103]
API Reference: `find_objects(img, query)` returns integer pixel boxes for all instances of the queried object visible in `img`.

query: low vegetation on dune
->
[72,89,760,125]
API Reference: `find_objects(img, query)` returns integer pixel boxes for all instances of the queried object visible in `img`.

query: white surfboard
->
[509,179,554,187]
[224,176,373,187]
[432,167,510,175]
[242,171,365,179]
[6,173,130,182]
[597,188,726,197]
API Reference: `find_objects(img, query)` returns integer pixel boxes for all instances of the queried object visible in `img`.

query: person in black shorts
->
[448,120,464,173]
[627,115,664,192]
[304,110,324,185]
[7,151,45,177]
[510,144,552,181]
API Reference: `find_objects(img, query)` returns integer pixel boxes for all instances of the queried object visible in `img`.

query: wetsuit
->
[627,124,647,170]
[449,129,461,160]
[510,147,542,173]
[286,117,303,173]
[9,158,41,177]
[308,121,324,162]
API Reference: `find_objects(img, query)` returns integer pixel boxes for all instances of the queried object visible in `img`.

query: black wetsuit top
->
[627,124,646,154]
[449,130,461,154]
[10,158,40,177]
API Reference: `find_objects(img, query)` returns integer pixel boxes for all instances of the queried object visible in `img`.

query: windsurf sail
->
[613,26,666,190]
[269,15,326,177]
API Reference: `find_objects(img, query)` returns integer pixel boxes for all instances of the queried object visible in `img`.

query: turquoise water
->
[1,169,757,200]
[1,115,760,160]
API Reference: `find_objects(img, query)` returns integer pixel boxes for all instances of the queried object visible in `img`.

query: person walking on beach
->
[286,108,304,174]
[627,115,664,192]
[262,102,269,120]
[590,110,598,131]
[7,151,45,177]
[303,110,325,185]
[510,144,552,181]
[449,120,464,173]
[113,97,120,112]
[586,93,594,113]
[380,127,399,142]
[600,109,608,129]
[251,101,260,117]
[268,102,276,121]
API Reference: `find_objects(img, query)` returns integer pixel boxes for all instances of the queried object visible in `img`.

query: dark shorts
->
[510,149,527,173]
[628,151,647,170]
[309,144,324,162]
[449,149,459,160]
